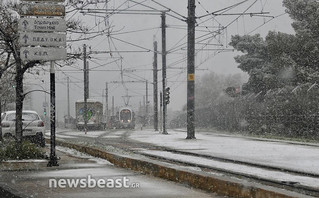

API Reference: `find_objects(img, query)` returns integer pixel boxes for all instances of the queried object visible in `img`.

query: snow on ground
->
[46,130,106,139]
[4,159,47,163]
[129,129,319,175]
[47,128,319,189]
[45,130,77,139]
[139,149,319,189]
[56,146,113,165]
[62,131,106,138]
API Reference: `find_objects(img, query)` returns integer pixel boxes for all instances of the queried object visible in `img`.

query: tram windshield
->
[120,109,131,122]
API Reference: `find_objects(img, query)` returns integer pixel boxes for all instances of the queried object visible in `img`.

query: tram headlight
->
[128,120,131,123]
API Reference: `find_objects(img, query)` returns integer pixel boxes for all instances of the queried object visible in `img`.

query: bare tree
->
[0,3,40,144]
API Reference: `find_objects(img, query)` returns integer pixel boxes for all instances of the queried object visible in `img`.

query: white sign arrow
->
[22,49,30,59]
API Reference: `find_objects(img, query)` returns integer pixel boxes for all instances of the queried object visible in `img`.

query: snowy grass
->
[0,140,45,161]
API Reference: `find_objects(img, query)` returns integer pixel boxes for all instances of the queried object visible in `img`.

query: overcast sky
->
[24,0,295,120]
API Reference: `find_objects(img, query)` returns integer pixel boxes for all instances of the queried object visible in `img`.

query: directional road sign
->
[18,18,66,32]
[19,3,65,16]
[20,47,67,61]
[19,32,66,47]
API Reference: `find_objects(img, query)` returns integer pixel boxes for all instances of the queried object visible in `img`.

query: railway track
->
[54,129,319,197]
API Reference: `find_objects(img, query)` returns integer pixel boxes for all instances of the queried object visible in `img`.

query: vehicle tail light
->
[38,121,44,127]
[1,122,10,127]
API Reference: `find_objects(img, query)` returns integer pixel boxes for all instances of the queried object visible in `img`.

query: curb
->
[54,140,310,198]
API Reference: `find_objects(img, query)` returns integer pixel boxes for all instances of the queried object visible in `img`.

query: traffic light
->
[225,86,241,97]
[164,87,170,104]
[43,108,47,116]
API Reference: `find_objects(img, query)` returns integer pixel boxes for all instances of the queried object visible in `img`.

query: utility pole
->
[48,61,59,167]
[145,80,148,125]
[143,95,146,126]
[153,41,158,131]
[87,61,90,98]
[83,44,88,132]
[159,91,163,132]
[105,82,108,124]
[161,12,168,134]
[112,96,114,116]
[0,98,2,142]
[186,0,196,139]
[67,77,70,119]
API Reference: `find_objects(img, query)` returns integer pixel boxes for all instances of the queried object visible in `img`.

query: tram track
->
[97,137,319,197]
[53,129,319,197]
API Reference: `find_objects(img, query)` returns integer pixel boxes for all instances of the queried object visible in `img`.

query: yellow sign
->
[188,74,195,81]
[20,4,65,16]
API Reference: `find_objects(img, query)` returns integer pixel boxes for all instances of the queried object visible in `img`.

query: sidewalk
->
[0,145,218,198]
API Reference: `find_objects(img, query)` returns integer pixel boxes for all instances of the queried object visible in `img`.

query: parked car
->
[1,110,45,147]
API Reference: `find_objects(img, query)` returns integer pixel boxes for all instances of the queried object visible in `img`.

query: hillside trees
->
[230,0,319,95]
[185,0,319,138]
[226,0,319,137]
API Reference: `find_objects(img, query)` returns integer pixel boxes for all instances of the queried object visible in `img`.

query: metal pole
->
[146,80,148,125]
[48,61,59,167]
[161,12,168,134]
[112,96,114,116]
[143,95,146,127]
[153,41,158,131]
[87,61,89,99]
[0,99,2,142]
[186,0,196,139]
[67,77,70,119]
[83,44,88,132]
[105,82,108,125]
[159,91,163,132]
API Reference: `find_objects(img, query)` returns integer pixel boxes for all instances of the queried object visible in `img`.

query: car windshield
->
[6,112,39,121]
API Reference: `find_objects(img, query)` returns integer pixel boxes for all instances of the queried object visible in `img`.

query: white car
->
[1,110,45,147]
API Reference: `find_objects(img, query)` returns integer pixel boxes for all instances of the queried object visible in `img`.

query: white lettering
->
[87,175,96,188]
[79,178,87,188]
[48,176,138,189]
[67,178,80,188]
[106,178,114,188]
[97,179,106,188]
[48,179,57,188]
[115,178,123,188]
[123,177,130,188]
[58,179,66,188]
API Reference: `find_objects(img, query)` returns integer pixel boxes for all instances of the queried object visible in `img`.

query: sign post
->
[48,61,58,167]
[18,0,66,167]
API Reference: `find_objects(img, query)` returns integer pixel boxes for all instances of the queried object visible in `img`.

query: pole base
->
[162,131,168,135]
[186,136,196,139]
[47,158,59,167]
